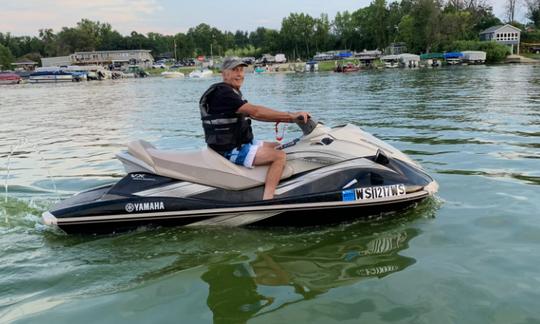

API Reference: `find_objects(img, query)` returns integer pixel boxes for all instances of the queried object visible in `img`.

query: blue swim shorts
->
[223,140,263,168]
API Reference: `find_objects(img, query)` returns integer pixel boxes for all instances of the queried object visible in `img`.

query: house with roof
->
[479,24,521,54]
[11,59,38,71]
[385,42,407,55]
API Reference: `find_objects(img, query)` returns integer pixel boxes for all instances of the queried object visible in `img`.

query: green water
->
[1,65,539,323]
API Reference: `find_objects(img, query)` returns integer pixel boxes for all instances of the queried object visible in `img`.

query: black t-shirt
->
[206,83,247,114]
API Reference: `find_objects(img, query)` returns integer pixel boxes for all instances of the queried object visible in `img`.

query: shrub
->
[0,44,14,70]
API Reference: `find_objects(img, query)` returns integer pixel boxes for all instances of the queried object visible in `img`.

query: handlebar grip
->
[296,115,310,122]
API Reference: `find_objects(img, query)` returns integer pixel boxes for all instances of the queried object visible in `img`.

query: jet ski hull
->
[44,181,435,234]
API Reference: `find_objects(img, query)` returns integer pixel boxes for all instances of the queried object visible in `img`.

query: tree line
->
[1,0,540,69]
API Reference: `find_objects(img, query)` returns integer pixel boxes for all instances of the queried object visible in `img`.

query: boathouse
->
[355,49,382,67]
[479,24,521,54]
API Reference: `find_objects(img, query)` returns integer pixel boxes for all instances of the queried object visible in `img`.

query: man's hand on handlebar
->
[291,112,311,123]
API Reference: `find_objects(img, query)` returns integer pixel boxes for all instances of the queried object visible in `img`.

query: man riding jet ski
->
[200,56,310,200]
[42,117,438,234]
[42,57,437,233]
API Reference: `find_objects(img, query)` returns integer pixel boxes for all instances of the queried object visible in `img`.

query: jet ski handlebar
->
[295,115,318,136]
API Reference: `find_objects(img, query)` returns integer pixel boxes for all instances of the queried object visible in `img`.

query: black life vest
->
[199,82,254,152]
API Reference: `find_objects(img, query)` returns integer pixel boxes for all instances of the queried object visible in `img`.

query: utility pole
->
[174,39,177,62]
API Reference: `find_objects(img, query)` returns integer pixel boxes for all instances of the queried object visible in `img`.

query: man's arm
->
[237,103,309,123]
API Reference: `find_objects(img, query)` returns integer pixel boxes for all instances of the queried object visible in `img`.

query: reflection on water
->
[198,203,430,323]
[200,225,418,323]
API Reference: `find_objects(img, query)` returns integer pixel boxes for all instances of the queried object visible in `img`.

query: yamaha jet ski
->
[42,118,438,233]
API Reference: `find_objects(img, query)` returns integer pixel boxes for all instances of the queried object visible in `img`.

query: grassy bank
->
[522,53,540,60]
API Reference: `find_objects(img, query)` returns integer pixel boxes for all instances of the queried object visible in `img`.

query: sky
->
[0,0,523,37]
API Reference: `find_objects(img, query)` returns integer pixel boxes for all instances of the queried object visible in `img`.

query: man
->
[199,57,310,200]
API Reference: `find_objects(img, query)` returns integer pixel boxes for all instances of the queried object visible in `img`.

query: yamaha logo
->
[125,203,135,212]
[125,201,165,213]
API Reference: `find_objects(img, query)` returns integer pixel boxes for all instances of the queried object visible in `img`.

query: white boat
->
[305,61,319,72]
[189,69,213,78]
[29,67,73,83]
[380,55,400,68]
[62,65,111,80]
[161,71,184,78]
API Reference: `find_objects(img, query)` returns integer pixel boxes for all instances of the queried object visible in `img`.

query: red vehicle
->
[334,63,360,73]
[0,72,22,85]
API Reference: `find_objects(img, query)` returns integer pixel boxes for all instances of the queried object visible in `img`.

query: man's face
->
[222,65,245,89]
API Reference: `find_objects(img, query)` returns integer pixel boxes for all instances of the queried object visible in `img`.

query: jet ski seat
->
[127,140,294,190]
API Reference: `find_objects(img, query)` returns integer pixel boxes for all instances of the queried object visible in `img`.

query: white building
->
[41,56,72,67]
[72,50,154,67]
[41,50,154,68]
[479,24,521,55]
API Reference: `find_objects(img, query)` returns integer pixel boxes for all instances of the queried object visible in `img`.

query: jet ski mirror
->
[296,116,319,136]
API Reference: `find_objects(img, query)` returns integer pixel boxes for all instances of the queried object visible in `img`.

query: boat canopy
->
[380,55,399,61]
[398,54,420,61]
[444,52,464,59]
[420,53,444,60]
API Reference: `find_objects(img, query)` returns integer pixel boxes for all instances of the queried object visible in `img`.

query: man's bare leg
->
[253,142,286,200]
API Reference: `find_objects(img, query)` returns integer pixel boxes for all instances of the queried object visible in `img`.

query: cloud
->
[1,0,163,35]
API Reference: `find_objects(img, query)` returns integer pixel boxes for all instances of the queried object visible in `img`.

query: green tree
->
[333,11,358,50]
[39,28,57,57]
[313,14,332,52]
[0,44,15,70]
[280,13,317,59]
[398,14,416,48]
[97,25,125,51]
[408,0,442,52]
[526,0,540,27]
[125,31,150,50]
[438,9,474,48]
[249,27,281,54]
[371,0,390,48]
[187,23,216,55]
[234,30,249,48]
[174,33,195,58]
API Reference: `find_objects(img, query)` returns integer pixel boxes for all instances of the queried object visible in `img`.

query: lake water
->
[1,65,539,323]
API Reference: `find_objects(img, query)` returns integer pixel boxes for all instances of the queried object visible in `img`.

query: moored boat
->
[189,69,213,78]
[161,71,185,78]
[29,68,73,83]
[335,63,360,73]
[0,72,22,85]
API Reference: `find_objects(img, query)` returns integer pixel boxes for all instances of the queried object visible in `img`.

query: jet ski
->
[42,118,438,234]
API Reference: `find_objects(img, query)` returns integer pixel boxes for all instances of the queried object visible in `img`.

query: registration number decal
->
[342,184,406,201]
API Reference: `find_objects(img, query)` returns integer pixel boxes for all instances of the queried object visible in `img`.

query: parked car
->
[152,63,166,69]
